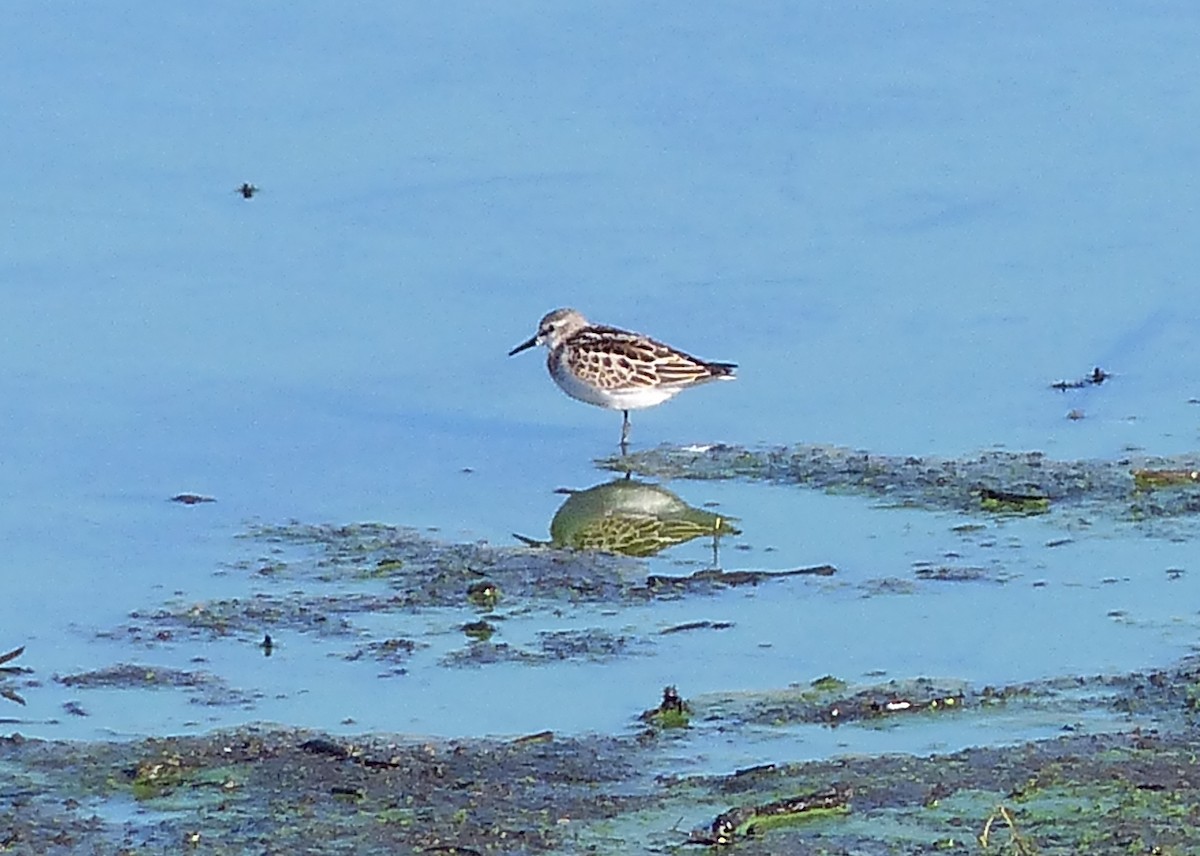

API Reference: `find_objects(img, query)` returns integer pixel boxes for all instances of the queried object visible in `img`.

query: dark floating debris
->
[462,620,495,641]
[299,737,351,759]
[642,565,836,593]
[345,637,418,668]
[977,487,1050,515]
[170,493,216,505]
[640,685,690,729]
[913,564,1009,583]
[466,581,500,610]
[235,182,259,199]
[330,785,366,800]
[1050,366,1110,391]
[0,646,29,705]
[0,646,26,671]
[659,620,734,635]
[691,786,851,845]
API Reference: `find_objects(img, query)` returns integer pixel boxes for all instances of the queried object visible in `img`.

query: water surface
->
[2,3,1199,762]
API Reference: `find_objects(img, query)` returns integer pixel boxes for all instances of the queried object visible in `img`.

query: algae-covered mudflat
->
[605,443,1200,519]
[3,651,1200,853]
[7,2,1200,853]
[4,445,1200,853]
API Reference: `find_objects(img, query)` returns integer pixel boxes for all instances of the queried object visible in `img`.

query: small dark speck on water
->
[170,494,216,505]
[1050,366,1111,391]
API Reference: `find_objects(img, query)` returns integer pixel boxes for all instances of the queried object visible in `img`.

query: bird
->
[508,308,736,447]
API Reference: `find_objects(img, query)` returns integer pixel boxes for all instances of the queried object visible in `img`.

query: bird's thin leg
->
[620,410,631,452]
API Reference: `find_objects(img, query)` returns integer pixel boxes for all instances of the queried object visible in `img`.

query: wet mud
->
[55,664,254,708]
[603,444,1200,519]
[106,521,818,668]
[2,656,1199,854]
[7,442,1200,852]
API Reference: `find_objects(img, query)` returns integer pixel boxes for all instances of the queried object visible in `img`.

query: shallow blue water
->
[3,3,1200,760]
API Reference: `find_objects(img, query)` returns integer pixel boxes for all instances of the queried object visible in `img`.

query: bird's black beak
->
[508,336,537,356]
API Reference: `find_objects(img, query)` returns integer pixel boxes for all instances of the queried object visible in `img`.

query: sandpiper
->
[508,308,736,446]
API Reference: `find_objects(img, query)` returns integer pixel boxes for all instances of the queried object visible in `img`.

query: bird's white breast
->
[548,352,678,410]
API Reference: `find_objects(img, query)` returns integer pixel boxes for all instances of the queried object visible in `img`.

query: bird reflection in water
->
[516,477,739,564]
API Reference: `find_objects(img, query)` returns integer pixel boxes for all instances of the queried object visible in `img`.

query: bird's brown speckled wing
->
[566,326,734,390]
